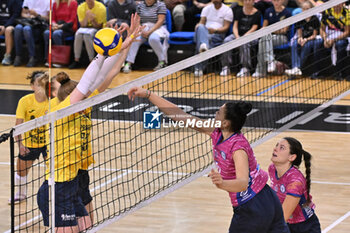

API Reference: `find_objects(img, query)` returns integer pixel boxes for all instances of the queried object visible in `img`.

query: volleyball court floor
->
[0,66,349,232]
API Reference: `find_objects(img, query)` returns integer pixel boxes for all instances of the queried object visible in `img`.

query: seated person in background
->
[14,0,50,67]
[43,0,78,67]
[164,0,188,32]
[0,0,22,66]
[193,0,233,77]
[220,0,261,77]
[106,0,136,33]
[254,0,273,16]
[252,0,291,77]
[311,2,350,80]
[290,0,320,16]
[285,1,321,76]
[122,0,169,72]
[183,0,211,31]
[69,0,107,69]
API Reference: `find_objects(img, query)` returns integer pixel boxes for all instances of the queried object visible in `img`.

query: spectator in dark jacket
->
[0,0,23,65]
[106,0,136,31]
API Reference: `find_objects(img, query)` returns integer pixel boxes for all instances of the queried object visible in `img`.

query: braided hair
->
[284,137,312,204]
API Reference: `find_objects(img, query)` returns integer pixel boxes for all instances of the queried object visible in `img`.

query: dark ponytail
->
[284,137,312,204]
[225,102,252,133]
[302,150,312,204]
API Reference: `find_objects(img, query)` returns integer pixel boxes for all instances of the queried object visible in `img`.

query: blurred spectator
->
[290,0,318,15]
[13,0,50,67]
[311,3,349,80]
[183,0,211,31]
[285,1,321,76]
[0,0,22,65]
[106,0,136,31]
[43,0,78,66]
[193,0,233,76]
[164,0,188,31]
[122,0,169,72]
[252,0,291,77]
[254,0,272,15]
[69,0,106,69]
[220,0,261,77]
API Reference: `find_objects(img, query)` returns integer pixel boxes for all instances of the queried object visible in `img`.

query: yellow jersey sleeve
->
[15,95,27,120]
[16,94,49,148]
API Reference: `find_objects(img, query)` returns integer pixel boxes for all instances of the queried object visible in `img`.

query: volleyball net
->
[9,0,350,232]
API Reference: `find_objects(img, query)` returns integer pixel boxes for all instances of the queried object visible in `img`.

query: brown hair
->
[284,137,312,205]
[56,72,78,102]
[36,72,50,98]
[26,70,46,85]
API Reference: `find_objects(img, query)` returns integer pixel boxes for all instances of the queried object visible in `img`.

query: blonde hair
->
[56,72,78,102]
[301,1,313,9]
[36,72,50,99]
[55,0,74,9]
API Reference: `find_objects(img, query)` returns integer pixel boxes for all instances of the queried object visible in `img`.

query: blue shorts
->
[18,146,47,161]
[288,214,321,233]
[37,176,88,227]
[229,185,290,233]
[77,169,93,206]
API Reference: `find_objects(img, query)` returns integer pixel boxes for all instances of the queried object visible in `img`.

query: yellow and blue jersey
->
[321,7,350,31]
[45,90,99,182]
[16,93,48,148]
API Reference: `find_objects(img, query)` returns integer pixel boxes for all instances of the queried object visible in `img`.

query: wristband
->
[130,34,135,39]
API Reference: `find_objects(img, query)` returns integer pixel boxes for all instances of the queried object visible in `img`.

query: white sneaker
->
[252,72,263,78]
[199,43,208,53]
[236,67,250,77]
[8,193,26,205]
[267,61,276,73]
[194,68,203,77]
[220,66,230,76]
[122,62,131,73]
[285,67,302,76]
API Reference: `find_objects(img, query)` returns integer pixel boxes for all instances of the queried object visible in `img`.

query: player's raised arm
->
[128,87,215,135]
[69,13,142,104]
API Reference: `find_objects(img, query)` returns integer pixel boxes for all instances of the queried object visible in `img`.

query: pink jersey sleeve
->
[286,172,305,197]
[231,138,249,155]
[286,178,304,197]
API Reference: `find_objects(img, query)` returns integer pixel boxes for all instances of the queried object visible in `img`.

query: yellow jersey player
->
[11,70,48,204]
[36,13,143,233]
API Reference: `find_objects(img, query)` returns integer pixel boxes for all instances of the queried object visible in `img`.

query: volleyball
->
[93,28,123,56]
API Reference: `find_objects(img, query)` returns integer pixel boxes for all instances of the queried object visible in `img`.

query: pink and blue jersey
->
[269,164,316,224]
[211,128,268,207]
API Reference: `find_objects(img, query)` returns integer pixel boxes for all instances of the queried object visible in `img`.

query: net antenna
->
[48,0,55,232]
[9,0,350,231]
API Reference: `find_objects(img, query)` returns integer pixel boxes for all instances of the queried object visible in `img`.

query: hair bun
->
[235,102,252,115]
[55,72,70,85]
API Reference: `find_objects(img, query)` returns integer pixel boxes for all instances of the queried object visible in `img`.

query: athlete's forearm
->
[216,178,249,193]
[148,93,192,122]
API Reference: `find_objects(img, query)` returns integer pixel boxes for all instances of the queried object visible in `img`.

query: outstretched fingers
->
[129,13,140,37]
[115,23,128,35]
[127,87,138,101]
